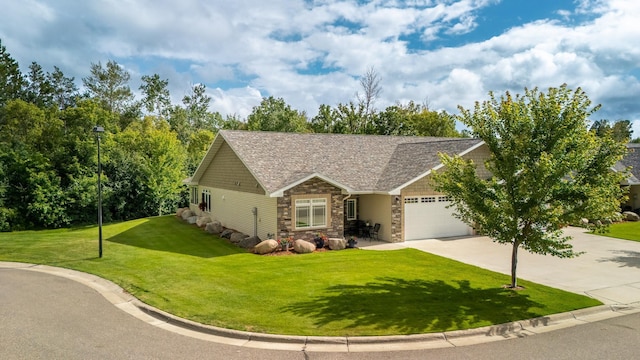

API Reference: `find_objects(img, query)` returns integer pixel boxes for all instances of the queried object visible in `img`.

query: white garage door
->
[404,195,471,241]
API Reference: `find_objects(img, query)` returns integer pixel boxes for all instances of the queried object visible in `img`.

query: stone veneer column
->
[390,196,403,242]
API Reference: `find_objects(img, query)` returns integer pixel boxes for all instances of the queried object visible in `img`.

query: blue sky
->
[1,0,639,136]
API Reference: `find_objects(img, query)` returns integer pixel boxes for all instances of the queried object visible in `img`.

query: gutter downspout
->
[251,207,258,238]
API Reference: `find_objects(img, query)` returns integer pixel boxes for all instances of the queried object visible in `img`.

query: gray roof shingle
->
[619,143,640,184]
[203,130,483,195]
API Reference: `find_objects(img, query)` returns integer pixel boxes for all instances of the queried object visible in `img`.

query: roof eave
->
[268,173,354,197]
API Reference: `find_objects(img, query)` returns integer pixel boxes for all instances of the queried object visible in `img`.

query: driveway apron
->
[364,227,640,305]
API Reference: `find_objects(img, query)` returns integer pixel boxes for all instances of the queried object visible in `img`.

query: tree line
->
[0,40,463,231]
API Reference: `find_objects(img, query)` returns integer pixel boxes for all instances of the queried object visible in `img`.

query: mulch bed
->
[261,247,330,256]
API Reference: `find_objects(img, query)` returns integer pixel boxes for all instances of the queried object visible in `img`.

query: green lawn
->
[598,221,640,242]
[0,216,601,336]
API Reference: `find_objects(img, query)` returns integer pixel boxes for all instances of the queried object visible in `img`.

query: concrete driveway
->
[364,227,640,305]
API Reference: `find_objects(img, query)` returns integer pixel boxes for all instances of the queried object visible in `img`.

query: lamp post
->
[93,125,105,258]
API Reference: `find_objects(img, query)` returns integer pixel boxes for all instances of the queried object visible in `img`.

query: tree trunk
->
[510,241,519,288]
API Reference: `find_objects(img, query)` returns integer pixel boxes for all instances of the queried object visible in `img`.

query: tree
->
[374,101,460,137]
[103,118,186,218]
[247,96,309,132]
[356,66,382,117]
[310,104,347,133]
[24,62,53,108]
[590,119,633,143]
[140,74,171,119]
[433,85,628,288]
[49,66,78,110]
[0,39,26,107]
[82,60,134,114]
[182,83,222,130]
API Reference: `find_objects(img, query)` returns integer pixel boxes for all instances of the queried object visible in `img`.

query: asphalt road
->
[2,268,640,359]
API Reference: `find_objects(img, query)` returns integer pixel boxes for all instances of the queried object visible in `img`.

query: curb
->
[2,262,639,352]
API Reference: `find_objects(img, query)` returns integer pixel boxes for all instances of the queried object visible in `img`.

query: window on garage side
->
[346,198,357,220]
[295,198,327,229]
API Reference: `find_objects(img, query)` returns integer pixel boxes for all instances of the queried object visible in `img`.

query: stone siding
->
[390,196,402,242]
[277,178,344,241]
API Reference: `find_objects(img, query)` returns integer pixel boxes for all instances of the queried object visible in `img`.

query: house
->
[618,143,640,212]
[187,130,490,243]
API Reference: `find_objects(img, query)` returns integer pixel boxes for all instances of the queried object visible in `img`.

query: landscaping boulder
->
[294,240,316,254]
[176,208,186,218]
[187,215,198,224]
[205,221,222,234]
[181,209,194,220]
[580,218,589,226]
[254,239,278,254]
[328,238,346,250]
[239,236,261,249]
[220,229,234,239]
[230,232,249,244]
[623,211,640,222]
[196,216,212,227]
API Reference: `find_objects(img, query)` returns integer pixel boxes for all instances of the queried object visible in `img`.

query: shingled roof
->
[192,130,484,196]
[617,143,640,184]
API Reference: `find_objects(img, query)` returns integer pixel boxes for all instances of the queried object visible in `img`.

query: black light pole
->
[93,125,105,258]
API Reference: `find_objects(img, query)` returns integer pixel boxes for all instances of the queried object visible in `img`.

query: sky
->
[1,0,639,136]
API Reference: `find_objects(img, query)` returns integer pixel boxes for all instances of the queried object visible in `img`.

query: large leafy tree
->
[433,85,627,288]
[103,118,186,218]
[247,96,309,132]
[374,101,460,137]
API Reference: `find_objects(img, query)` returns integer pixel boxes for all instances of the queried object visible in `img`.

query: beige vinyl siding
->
[402,144,491,196]
[358,194,392,242]
[199,142,265,195]
[207,187,277,239]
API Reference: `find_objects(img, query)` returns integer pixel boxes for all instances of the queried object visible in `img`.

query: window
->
[438,196,452,202]
[201,189,211,212]
[190,186,198,205]
[404,197,419,204]
[295,198,327,229]
[421,196,436,203]
[346,199,357,220]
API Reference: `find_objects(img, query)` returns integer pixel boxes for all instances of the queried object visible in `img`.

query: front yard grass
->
[597,221,640,242]
[0,216,601,336]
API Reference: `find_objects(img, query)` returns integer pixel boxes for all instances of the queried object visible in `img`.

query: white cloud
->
[1,0,639,126]
[209,87,263,119]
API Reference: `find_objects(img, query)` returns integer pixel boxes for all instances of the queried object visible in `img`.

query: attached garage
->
[404,195,472,241]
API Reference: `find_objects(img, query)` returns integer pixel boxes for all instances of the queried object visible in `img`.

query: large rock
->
[230,232,249,244]
[176,208,186,218]
[220,229,234,239]
[255,240,278,254]
[328,238,346,250]
[196,216,212,227]
[239,236,261,249]
[187,215,198,224]
[623,211,640,222]
[294,240,316,254]
[205,221,222,234]
[181,209,194,220]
